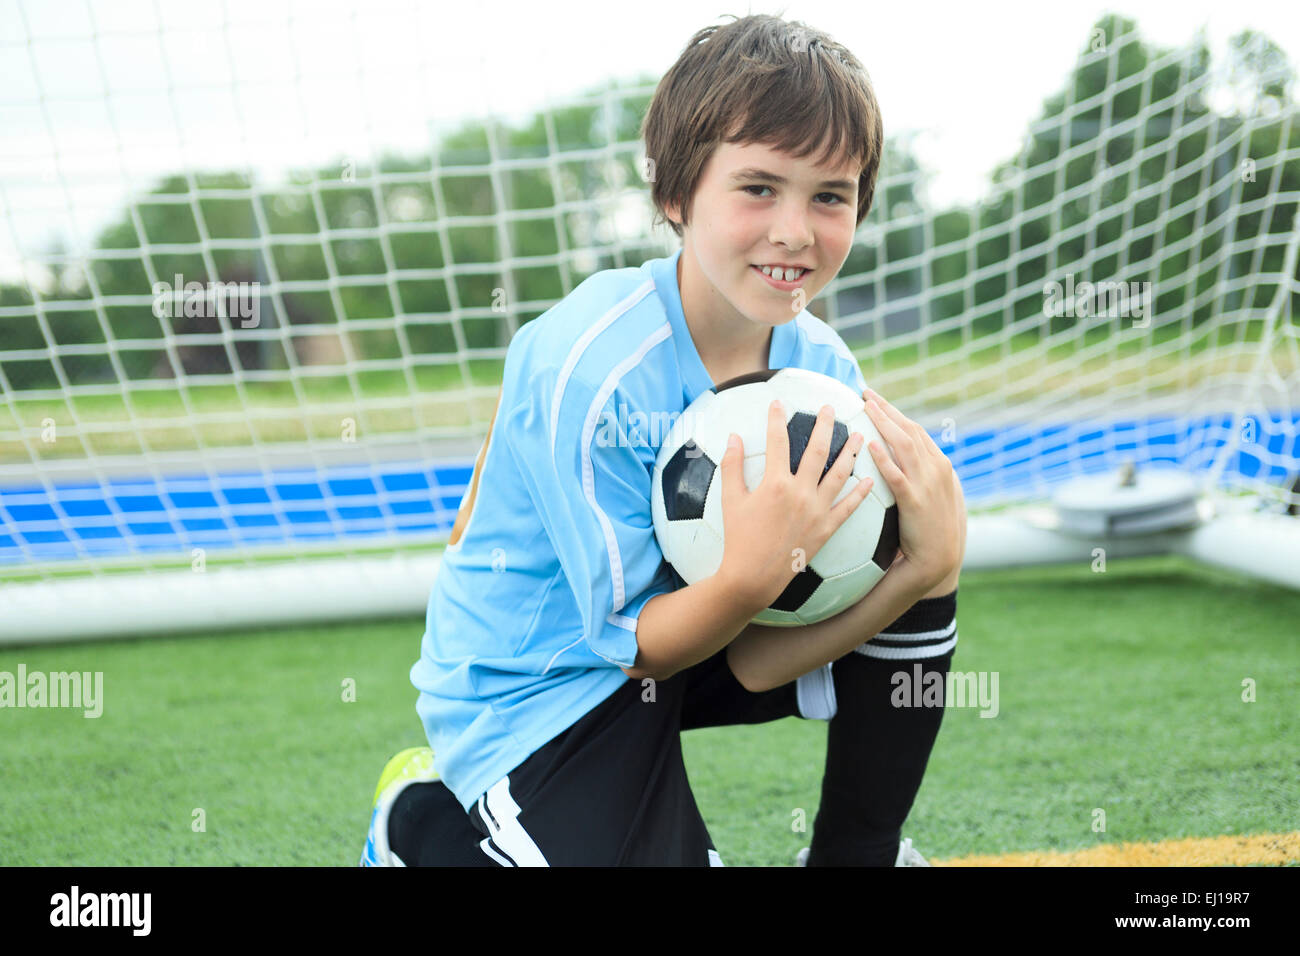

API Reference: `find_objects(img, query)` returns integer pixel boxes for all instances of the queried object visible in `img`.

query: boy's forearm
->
[725,558,933,693]
[626,570,765,682]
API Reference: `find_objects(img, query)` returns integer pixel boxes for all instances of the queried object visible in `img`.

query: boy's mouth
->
[751,264,812,290]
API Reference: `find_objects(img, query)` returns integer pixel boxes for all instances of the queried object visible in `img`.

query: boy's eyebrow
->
[728,167,857,191]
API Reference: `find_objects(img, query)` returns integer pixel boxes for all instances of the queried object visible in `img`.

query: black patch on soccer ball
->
[873,503,900,569]
[661,441,716,521]
[786,412,849,483]
[711,368,778,393]
[770,564,823,612]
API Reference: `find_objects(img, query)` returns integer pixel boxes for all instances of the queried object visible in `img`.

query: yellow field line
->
[936,831,1300,866]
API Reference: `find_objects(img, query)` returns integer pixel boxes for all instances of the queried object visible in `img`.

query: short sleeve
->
[502,365,674,669]
[794,313,868,396]
[850,361,868,395]
[830,341,868,395]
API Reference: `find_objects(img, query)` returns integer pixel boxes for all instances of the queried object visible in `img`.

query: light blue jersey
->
[411,248,870,811]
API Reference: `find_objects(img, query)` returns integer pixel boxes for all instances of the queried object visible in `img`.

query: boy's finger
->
[865,400,915,454]
[862,387,912,432]
[764,399,789,481]
[867,438,908,503]
[822,429,865,503]
[866,388,946,462]
[797,403,837,483]
[830,468,873,526]
[721,433,746,501]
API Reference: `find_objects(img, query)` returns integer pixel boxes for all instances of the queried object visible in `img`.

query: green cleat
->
[359,746,438,867]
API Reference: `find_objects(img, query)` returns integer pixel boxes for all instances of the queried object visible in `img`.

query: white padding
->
[796,663,837,720]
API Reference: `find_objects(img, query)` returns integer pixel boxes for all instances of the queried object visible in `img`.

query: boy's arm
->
[727,467,965,692]
[725,557,937,693]
[621,566,766,683]
[622,554,937,689]
[626,396,968,688]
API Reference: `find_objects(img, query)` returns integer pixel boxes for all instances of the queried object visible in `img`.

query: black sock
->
[807,590,957,866]
[388,780,495,866]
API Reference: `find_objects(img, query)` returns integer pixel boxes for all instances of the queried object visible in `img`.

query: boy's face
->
[665,138,860,337]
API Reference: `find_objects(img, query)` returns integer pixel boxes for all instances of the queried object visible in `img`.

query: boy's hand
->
[716,400,873,610]
[862,386,963,593]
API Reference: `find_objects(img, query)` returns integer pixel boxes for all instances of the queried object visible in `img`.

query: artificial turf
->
[1,554,1296,866]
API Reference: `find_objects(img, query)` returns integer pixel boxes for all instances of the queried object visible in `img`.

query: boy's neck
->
[676,250,773,385]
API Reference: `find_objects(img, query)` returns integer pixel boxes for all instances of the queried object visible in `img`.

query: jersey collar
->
[652,248,796,407]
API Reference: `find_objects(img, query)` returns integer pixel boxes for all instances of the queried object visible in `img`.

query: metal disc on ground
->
[1052,463,1203,536]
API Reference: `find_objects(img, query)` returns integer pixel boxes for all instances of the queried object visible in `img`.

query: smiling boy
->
[361,13,965,867]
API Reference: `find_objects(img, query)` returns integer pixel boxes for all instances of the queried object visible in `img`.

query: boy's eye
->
[742,185,846,205]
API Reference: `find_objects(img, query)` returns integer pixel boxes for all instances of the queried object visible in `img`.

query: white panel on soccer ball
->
[843,408,896,508]
[770,368,862,421]
[657,398,698,462]
[663,518,724,585]
[741,453,767,493]
[809,478,885,577]
[751,604,801,627]
[796,560,889,625]
[678,390,730,464]
[702,460,725,538]
[697,382,775,466]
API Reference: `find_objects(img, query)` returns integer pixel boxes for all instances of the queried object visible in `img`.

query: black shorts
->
[410,648,835,867]
[394,590,959,867]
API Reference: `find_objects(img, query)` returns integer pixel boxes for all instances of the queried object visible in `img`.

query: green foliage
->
[3,24,1298,395]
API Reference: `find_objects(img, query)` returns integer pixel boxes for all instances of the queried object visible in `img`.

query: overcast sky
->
[1,0,1297,282]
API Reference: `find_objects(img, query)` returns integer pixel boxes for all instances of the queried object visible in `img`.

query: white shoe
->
[795,838,932,867]
[895,837,931,866]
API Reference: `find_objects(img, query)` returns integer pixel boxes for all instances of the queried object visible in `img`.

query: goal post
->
[2,13,1299,644]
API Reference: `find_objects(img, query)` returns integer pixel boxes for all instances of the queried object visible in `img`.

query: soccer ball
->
[651,367,900,627]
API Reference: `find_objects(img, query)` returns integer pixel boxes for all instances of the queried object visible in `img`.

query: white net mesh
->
[2,11,1298,588]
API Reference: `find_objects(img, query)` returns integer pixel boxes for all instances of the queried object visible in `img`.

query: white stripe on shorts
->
[478,836,514,867]
[477,776,550,867]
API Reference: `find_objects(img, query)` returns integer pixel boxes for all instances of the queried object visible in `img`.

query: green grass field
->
[2,553,1297,866]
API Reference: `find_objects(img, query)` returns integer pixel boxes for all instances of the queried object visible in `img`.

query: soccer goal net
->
[2,13,1298,643]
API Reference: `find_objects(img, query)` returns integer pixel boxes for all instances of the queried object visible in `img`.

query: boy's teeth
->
[759,265,804,281]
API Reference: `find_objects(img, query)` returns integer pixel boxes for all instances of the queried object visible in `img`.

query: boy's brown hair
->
[641,13,884,239]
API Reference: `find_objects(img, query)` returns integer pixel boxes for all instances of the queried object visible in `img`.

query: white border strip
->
[549,279,655,458]
[0,553,442,645]
[480,777,549,867]
[578,322,672,612]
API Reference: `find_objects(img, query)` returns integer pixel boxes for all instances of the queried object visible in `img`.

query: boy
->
[360,13,965,867]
